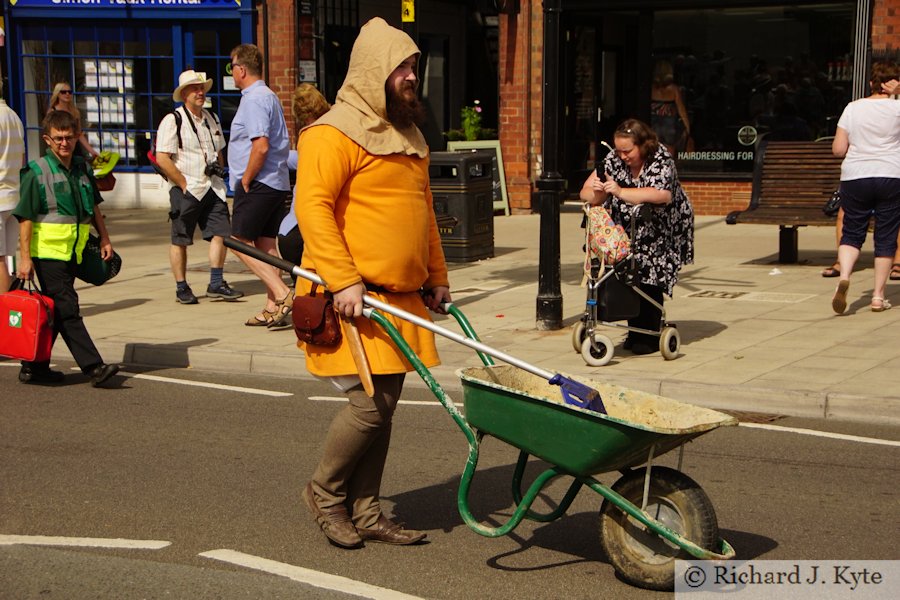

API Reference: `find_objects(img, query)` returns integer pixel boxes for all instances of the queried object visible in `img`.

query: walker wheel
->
[571,321,587,353]
[598,467,719,591]
[581,333,614,367]
[659,326,680,360]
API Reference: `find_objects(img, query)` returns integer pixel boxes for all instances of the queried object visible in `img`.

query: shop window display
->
[652,3,855,176]
[19,23,240,170]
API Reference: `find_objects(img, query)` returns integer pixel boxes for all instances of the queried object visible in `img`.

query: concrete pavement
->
[15,205,900,425]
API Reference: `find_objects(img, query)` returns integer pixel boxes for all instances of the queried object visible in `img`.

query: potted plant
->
[445,100,497,141]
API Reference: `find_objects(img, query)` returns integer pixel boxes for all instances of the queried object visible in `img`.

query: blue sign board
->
[8,0,239,8]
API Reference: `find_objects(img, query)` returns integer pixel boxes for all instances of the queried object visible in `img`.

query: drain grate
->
[686,290,816,303]
[719,410,785,423]
[686,290,747,299]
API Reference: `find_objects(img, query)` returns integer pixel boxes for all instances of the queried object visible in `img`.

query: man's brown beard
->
[386,83,426,129]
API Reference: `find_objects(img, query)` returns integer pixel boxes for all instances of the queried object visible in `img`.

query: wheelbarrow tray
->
[458,365,737,477]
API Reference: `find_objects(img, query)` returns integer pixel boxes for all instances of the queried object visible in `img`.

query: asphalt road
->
[1,361,898,599]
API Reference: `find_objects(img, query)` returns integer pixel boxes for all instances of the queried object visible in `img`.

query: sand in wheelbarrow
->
[460,365,736,433]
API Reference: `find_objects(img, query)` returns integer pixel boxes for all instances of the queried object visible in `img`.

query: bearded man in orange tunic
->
[295,17,451,549]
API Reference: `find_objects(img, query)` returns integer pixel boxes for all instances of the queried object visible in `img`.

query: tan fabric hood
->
[312,17,427,157]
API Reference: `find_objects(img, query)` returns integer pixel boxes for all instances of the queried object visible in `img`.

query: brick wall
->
[872,0,899,50]
[257,0,298,141]
[498,5,537,213]
[684,181,752,216]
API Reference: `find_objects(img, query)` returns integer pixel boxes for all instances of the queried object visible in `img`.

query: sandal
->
[246,309,276,327]
[890,263,900,281]
[832,280,849,315]
[821,262,840,278]
[269,290,295,328]
[871,297,892,312]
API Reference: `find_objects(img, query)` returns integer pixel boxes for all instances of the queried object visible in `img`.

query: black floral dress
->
[602,145,694,296]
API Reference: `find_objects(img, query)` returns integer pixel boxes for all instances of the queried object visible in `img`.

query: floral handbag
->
[585,204,630,267]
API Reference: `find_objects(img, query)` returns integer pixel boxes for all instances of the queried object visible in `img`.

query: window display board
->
[84,60,134,92]
[6,1,247,171]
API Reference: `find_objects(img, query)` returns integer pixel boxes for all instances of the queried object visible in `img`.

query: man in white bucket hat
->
[171,69,213,102]
[155,69,243,305]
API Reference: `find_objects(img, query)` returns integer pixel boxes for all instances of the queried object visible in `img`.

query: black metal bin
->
[429,151,495,262]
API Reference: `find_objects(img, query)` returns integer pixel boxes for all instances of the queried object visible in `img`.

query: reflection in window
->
[652,3,854,175]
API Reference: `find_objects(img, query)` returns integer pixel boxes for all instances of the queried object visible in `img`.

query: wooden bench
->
[726,140,843,263]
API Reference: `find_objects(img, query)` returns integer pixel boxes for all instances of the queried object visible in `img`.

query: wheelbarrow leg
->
[511,450,583,522]
[458,452,574,538]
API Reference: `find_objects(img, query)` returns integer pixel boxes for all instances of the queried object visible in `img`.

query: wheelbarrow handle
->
[222,237,557,381]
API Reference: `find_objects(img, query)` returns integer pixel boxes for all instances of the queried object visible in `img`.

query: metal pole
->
[535,0,565,330]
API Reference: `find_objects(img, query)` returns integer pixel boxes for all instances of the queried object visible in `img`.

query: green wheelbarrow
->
[377,307,736,591]
[223,238,738,591]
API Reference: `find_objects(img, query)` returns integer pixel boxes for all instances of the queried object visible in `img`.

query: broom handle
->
[223,238,558,382]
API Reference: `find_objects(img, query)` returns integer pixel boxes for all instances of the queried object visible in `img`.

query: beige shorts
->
[0,210,18,257]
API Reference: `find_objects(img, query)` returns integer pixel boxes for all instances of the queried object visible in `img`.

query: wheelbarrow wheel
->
[571,321,587,353]
[581,333,614,367]
[598,467,719,591]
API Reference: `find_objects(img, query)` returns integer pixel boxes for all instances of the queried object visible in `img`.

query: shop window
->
[19,22,239,171]
[652,3,855,176]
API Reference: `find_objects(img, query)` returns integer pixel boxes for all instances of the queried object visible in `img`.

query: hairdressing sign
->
[8,0,240,7]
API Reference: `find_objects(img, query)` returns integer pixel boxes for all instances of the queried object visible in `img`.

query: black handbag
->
[599,269,641,322]
[823,190,841,217]
[76,234,123,286]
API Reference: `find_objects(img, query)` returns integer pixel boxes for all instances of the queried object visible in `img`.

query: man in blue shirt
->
[227,44,294,328]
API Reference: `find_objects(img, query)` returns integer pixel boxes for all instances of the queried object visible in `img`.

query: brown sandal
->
[268,290,295,328]
[832,280,849,315]
[821,263,840,278]
[246,309,276,327]
[890,263,900,281]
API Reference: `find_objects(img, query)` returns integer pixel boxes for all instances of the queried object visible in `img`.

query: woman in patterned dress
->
[580,118,694,355]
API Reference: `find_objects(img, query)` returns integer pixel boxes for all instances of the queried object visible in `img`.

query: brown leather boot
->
[302,483,363,549]
[356,514,426,545]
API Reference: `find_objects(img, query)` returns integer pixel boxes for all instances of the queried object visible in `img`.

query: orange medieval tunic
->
[294,124,449,376]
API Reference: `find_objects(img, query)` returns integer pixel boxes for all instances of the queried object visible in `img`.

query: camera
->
[205,162,227,179]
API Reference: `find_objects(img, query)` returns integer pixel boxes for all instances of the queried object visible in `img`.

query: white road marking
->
[309,395,462,408]
[199,549,424,600]
[0,534,170,549]
[122,372,293,397]
[10,364,295,397]
[312,396,898,445]
[8,363,896,446]
[740,422,900,447]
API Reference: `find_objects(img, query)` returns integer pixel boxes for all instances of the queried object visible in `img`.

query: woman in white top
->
[831,60,900,314]
[48,82,98,160]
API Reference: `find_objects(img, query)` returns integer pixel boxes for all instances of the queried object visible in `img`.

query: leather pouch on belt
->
[292,283,342,346]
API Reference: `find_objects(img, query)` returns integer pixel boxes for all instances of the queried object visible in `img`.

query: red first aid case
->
[0,281,55,362]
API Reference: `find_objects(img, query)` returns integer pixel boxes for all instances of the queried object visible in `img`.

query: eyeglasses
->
[47,135,76,144]
[59,90,73,95]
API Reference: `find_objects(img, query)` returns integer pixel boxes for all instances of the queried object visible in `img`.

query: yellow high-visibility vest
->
[27,156,93,262]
